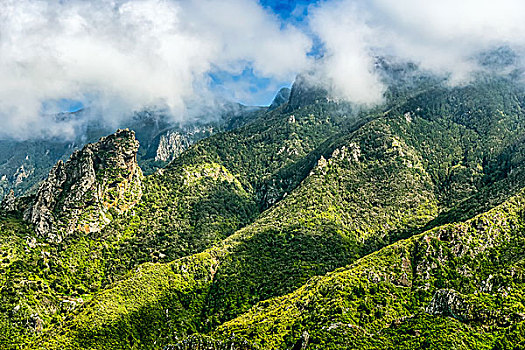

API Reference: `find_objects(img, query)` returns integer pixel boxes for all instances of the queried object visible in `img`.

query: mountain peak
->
[23,128,143,242]
[286,73,329,112]
[269,87,291,111]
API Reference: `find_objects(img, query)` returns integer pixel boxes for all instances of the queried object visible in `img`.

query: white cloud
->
[309,0,385,105]
[0,0,312,139]
[3,0,525,140]
[309,0,525,104]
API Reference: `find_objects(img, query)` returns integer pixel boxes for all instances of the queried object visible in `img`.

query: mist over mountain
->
[2,0,525,140]
[0,99,264,199]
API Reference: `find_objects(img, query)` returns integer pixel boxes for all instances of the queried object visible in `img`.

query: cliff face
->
[22,129,142,241]
[154,127,213,162]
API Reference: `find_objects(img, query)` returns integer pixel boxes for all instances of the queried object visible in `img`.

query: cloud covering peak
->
[309,0,525,103]
[1,0,525,139]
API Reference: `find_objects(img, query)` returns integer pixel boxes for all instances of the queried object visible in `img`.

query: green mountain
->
[2,69,525,349]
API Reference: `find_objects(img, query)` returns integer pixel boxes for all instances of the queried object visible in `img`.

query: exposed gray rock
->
[154,127,214,163]
[24,161,67,240]
[1,189,17,212]
[0,189,33,213]
[23,129,143,241]
[426,289,468,321]
[155,131,192,162]
[13,165,32,186]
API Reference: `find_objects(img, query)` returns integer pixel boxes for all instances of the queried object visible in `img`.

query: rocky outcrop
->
[426,289,468,321]
[154,126,216,163]
[1,190,17,212]
[1,189,35,214]
[154,131,193,162]
[13,164,32,186]
[23,129,143,241]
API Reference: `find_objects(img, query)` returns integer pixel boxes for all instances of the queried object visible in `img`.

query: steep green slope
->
[0,130,147,347]
[28,116,438,349]
[71,93,357,290]
[211,189,525,349]
[4,75,525,349]
[0,138,258,348]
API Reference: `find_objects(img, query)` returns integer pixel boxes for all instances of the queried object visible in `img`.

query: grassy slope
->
[213,189,525,349]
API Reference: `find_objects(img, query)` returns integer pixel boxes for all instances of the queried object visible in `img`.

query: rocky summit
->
[16,129,142,242]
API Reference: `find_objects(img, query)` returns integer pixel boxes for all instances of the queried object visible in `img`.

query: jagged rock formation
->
[426,289,468,320]
[0,102,260,200]
[154,127,214,162]
[0,190,17,212]
[12,165,31,186]
[155,131,192,162]
[22,129,142,241]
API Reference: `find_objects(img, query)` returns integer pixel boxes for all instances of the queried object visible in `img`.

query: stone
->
[1,189,17,212]
[23,129,143,241]
[426,289,469,321]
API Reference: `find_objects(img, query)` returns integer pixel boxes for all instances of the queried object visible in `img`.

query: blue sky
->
[261,0,320,21]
